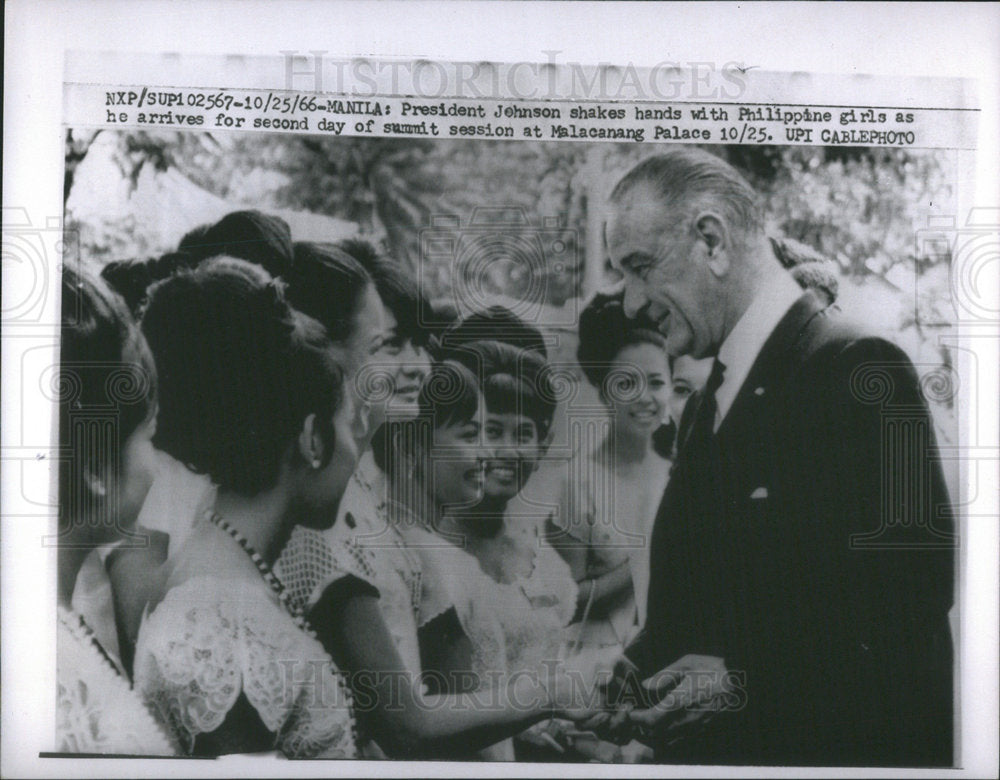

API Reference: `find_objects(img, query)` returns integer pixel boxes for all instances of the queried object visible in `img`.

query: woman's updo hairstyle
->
[140,256,344,496]
[336,238,432,349]
[437,305,548,359]
[443,339,556,439]
[283,241,373,344]
[100,251,198,317]
[178,209,295,280]
[577,289,665,399]
[59,266,157,517]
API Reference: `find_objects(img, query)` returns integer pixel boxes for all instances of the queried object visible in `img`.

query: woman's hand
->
[545,653,615,723]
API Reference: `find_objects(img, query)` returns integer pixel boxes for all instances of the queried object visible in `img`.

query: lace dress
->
[412,518,579,761]
[57,606,176,755]
[133,572,357,758]
[275,456,423,677]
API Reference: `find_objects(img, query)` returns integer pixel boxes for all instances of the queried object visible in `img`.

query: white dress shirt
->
[714,271,805,431]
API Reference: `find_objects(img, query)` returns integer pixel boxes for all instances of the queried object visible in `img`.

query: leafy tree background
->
[64,130,955,307]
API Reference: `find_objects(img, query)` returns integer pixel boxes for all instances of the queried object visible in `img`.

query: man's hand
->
[627,654,734,740]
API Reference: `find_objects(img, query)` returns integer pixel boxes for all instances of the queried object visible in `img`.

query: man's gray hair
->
[609,148,765,237]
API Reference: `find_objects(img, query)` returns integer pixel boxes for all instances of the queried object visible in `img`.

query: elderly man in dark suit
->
[601,149,955,766]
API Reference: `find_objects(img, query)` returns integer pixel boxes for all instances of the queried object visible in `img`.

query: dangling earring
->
[311,457,322,470]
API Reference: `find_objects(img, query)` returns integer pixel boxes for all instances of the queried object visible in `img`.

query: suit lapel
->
[663,291,830,527]
[716,291,828,443]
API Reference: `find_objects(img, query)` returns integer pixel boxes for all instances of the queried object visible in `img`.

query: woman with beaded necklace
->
[132,257,366,757]
[55,267,176,755]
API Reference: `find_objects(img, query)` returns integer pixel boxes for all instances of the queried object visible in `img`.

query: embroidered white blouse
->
[133,556,357,758]
[57,605,177,756]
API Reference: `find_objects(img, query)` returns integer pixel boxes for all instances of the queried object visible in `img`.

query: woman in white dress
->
[132,258,365,757]
[551,293,673,661]
[55,268,176,755]
[281,354,596,759]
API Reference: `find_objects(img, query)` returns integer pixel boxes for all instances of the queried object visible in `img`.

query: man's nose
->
[622,280,647,320]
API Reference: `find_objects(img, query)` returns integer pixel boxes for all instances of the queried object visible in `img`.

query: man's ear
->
[82,464,108,499]
[297,413,326,469]
[694,212,730,277]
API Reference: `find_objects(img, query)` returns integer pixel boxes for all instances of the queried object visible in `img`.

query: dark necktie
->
[679,357,726,455]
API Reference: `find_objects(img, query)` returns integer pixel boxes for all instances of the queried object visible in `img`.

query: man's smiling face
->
[606,186,723,359]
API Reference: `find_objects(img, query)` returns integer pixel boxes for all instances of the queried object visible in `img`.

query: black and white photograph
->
[3,3,998,778]
[51,115,967,767]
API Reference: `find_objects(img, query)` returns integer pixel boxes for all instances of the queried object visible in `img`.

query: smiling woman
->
[335,238,434,420]
[274,357,594,760]
[550,290,671,659]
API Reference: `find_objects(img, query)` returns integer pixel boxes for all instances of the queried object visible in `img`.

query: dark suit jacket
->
[628,291,955,767]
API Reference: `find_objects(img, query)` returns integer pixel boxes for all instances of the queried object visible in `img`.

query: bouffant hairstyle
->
[437,305,547,359]
[283,241,373,345]
[372,358,482,475]
[577,289,666,397]
[100,252,198,317]
[178,210,295,280]
[336,238,432,348]
[140,257,345,495]
[59,267,157,512]
[101,210,298,318]
[443,339,556,439]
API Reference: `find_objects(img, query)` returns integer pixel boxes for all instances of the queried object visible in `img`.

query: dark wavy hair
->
[100,251,198,316]
[442,339,556,438]
[372,358,481,475]
[178,210,295,279]
[284,241,373,345]
[577,290,666,395]
[336,238,431,348]
[140,256,345,495]
[59,266,157,514]
[436,305,547,359]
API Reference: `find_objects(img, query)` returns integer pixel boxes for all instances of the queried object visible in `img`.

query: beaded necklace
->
[207,512,316,639]
[207,512,360,751]
[57,604,121,675]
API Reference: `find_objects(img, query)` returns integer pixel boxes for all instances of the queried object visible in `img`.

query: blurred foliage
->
[65,131,953,307]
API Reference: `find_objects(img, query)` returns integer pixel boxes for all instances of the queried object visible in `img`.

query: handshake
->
[547,653,739,749]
